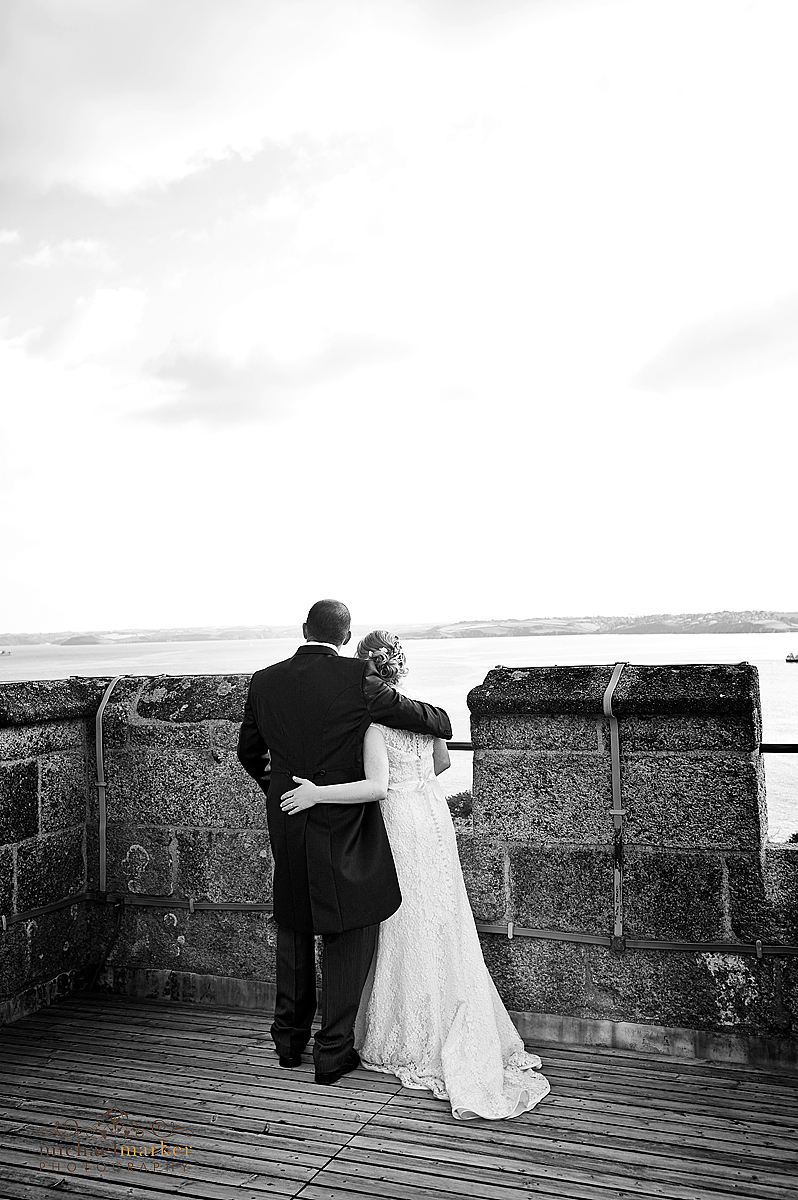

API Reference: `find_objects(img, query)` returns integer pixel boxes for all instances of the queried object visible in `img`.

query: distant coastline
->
[2,609,797,647]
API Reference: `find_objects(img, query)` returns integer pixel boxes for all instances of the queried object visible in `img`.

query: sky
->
[1,0,796,634]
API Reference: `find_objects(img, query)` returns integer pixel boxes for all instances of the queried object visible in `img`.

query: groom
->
[237,599,452,1084]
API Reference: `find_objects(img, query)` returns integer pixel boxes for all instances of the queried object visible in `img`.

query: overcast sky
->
[1,0,796,633]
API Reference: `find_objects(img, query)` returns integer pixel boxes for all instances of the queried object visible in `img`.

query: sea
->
[2,632,797,841]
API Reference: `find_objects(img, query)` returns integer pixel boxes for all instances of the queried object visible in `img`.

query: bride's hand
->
[280,776,319,814]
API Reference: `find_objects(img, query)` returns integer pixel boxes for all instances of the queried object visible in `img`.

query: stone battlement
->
[0,666,796,1066]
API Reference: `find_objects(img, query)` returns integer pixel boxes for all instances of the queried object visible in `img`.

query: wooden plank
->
[386,1089,798,1143]
[0,1157,306,1200]
[535,1046,798,1088]
[341,1133,798,1199]
[2,1104,338,1167]
[0,1090,352,1161]
[341,1131,797,1199]
[0,1038,396,1101]
[0,1054,386,1127]
[377,1096,798,1158]
[0,1033,400,1104]
[365,1112,798,1181]
[365,1113,798,1179]
[0,1061,392,1124]
[1,1126,327,1183]
[538,1064,798,1106]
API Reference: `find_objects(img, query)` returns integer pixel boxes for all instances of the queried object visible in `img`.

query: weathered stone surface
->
[175,829,272,904]
[472,751,611,843]
[108,905,276,980]
[177,911,277,980]
[587,947,790,1036]
[622,754,765,849]
[0,760,38,845]
[624,851,727,940]
[0,844,13,913]
[469,663,760,732]
[456,835,506,921]
[0,924,27,999]
[136,676,250,723]
[0,968,86,1024]
[0,721,85,760]
[480,935,588,1014]
[212,721,245,751]
[40,754,87,832]
[105,748,266,827]
[25,904,91,988]
[725,853,771,941]
[469,666,616,719]
[509,846,614,934]
[0,678,108,727]
[621,717,758,753]
[16,829,84,912]
[106,825,175,895]
[479,924,791,1037]
[128,722,212,750]
[471,715,602,753]
[763,846,798,944]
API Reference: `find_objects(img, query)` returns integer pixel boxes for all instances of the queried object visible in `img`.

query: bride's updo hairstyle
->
[356,630,409,686]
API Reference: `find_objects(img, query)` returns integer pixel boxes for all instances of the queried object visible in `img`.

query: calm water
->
[2,633,797,840]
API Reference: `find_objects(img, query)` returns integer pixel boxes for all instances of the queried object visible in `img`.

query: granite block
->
[175,829,272,904]
[622,754,765,849]
[624,850,727,941]
[136,676,250,723]
[106,824,176,895]
[456,835,506,922]
[472,751,611,843]
[16,829,85,912]
[0,721,85,761]
[0,760,39,844]
[105,748,267,827]
[509,845,613,934]
[39,754,87,832]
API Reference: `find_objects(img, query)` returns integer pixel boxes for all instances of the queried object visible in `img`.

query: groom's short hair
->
[306,599,351,646]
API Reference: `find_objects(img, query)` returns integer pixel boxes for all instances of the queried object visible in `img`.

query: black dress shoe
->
[278,1054,302,1068]
[314,1050,361,1086]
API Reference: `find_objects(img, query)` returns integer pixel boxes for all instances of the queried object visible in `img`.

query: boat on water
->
[787,652,798,663]
[0,650,10,656]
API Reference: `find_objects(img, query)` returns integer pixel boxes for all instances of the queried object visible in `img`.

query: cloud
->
[22,238,113,269]
[142,335,411,424]
[632,293,798,391]
[0,229,20,244]
[56,287,147,363]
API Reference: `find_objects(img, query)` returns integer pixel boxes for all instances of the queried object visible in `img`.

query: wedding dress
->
[353,725,551,1120]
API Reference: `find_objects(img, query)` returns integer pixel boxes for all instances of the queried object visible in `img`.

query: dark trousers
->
[271,922,378,1072]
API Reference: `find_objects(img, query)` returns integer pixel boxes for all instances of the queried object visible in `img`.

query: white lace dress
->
[353,725,551,1120]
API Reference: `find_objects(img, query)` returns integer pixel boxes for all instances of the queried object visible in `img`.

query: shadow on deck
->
[1,993,797,1200]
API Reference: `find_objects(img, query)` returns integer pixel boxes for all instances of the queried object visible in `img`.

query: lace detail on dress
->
[354,725,550,1121]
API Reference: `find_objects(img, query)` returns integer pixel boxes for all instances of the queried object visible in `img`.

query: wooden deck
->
[0,993,797,1200]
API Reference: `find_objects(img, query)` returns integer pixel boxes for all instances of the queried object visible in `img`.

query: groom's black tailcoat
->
[237,644,452,935]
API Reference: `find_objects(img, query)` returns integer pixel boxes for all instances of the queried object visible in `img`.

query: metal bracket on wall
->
[603,662,628,952]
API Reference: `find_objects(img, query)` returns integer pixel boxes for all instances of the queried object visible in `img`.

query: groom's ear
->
[342,630,352,646]
[302,622,309,640]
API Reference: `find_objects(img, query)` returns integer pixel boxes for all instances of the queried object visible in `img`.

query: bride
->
[278,629,550,1121]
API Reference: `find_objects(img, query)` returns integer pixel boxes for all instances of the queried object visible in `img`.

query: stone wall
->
[463,663,798,1063]
[1,664,796,1064]
[0,680,105,1022]
[93,675,274,1000]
